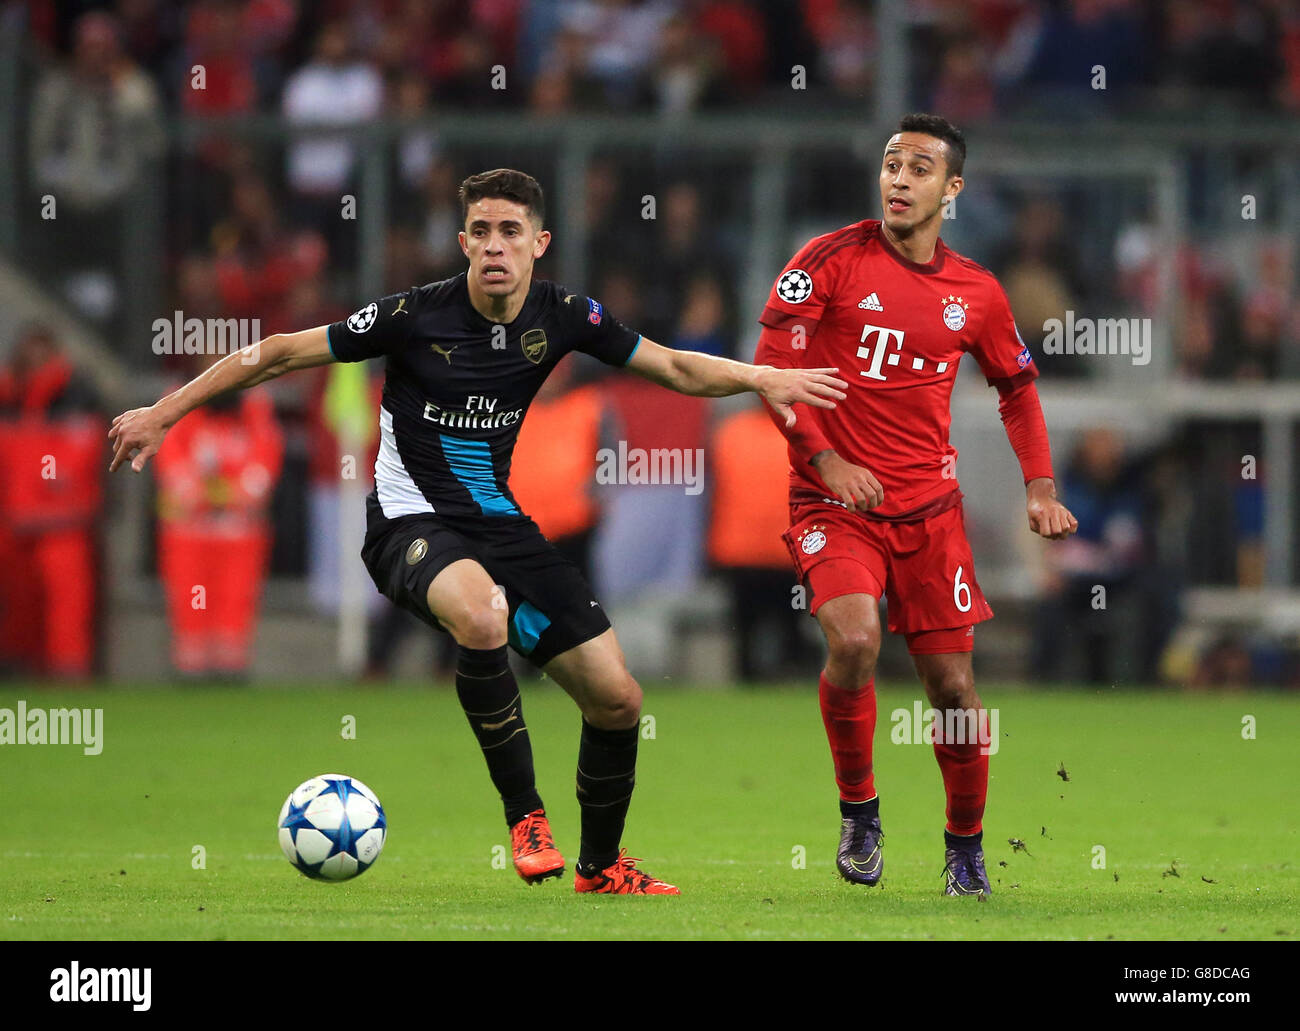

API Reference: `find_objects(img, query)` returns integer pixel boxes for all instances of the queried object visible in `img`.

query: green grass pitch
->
[1,682,1295,940]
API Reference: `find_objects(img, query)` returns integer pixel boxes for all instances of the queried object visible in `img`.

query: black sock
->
[455,645,543,826]
[841,795,880,821]
[574,719,638,875]
[945,828,982,851]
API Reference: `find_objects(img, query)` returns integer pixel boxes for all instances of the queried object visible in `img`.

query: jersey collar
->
[459,271,540,329]
[875,226,947,275]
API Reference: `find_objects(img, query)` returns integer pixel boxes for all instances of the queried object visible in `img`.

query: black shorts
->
[359,497,610,667]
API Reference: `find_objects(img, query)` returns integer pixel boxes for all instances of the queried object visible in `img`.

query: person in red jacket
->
[154,356,283,679]
[0,326,104,679]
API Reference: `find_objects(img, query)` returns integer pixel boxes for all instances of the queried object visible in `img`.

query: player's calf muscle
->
[546,633,642,729]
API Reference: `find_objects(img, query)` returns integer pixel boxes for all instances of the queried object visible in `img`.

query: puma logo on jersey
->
[858,293,884,311]
[430,342,459,363]
[481,708,518,732]
[392,297,409,316]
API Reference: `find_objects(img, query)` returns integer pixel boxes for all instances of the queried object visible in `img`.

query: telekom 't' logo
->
[856,323,951,381]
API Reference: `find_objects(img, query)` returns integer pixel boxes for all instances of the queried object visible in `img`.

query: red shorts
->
[782,497,994,655]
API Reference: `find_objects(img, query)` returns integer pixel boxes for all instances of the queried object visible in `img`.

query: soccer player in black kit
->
[110,169,847,894]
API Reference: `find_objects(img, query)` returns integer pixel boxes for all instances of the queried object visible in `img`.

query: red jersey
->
[757,219,1039,519]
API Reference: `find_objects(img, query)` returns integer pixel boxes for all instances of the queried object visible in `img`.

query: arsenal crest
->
[521,328,548,364]
[405,538,428,565]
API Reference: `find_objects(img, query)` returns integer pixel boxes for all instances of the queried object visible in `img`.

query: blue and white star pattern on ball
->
[278,774,386,881]
[776,268,814,304]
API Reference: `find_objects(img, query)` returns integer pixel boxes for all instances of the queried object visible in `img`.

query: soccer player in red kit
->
[756,114,1078,895]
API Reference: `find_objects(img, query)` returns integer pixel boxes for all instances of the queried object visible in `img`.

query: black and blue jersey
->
[327,272,641,529]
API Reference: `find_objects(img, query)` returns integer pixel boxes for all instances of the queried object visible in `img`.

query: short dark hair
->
[458,169,545,227]
[896,113,966,177]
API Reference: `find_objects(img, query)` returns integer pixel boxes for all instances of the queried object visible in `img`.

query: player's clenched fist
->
[811,450,885,511]
[1026,477,1077,540]
[108,405,169,473]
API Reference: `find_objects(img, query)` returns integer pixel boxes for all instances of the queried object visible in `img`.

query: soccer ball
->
[277,773,387,881]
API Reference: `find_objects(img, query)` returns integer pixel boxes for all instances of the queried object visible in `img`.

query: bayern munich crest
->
[799,525,828,555]
[777,268,814,304]
[347,302,378,334]
[941,295,968,332]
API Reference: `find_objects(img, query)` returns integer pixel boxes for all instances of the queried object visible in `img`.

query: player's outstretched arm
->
[625,337,847,418]
[108,326,335,473]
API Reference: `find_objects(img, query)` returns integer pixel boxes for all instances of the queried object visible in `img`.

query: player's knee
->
[825,624,881,682]
[445,603,508,651]
[584,672,642,730]
[925,668,976,711]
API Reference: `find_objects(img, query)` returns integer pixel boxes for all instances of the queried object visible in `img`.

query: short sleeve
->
[327,288,420,363]
[757,232,845,334]
[969,281,1038,389]
[557,291,641,367]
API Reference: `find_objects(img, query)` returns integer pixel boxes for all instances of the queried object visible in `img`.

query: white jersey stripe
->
[375,404,435,518]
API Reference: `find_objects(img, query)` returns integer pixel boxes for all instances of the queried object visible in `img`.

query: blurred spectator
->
[1031,427,1150,683]
[993,196,1088,377]
[389,69,441,193]
[0,327,104,679]
[652,12,721,114]
[560,0,679,108]
[282,20,383,225]
[210,172,328,323]
[1160,0,1282,110]
[707,400,818,680]
[154,354,284,679]
[28,10,163,321]
[509,363,605,582]
[929,38,996,123]
[29,11,164,210]
[808,0,876,100]
[413,158,466,280]
[692,0,769,97]
[180,0,258,118]
[644,181,721,340]
[673,273,730,358]
[1002,0,1147,113]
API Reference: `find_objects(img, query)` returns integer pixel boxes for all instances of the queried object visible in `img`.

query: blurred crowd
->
[4,0,1298,687]
[15,0,1300,118]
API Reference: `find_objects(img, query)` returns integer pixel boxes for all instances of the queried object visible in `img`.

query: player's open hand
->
[108,405,168,473]
[812,450,885,512]
[1026,478,1077,540]
[756,366,847,427]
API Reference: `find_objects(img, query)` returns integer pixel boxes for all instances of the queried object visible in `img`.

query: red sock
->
[818,672,876,802]
[932,709,990,834]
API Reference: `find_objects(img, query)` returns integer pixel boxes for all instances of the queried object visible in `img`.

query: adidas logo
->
[858,293,883,311]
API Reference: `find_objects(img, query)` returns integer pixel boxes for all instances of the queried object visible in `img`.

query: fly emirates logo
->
[422,394,523,431]
[856,324,952,381]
